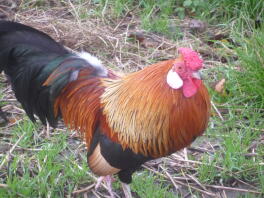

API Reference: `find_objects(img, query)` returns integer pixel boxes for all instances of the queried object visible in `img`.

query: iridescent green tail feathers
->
[0,21,90,126]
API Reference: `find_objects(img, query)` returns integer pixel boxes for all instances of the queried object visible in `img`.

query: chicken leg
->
[95,176,115,198]
[95,176,133,198]
[121,182,132,198]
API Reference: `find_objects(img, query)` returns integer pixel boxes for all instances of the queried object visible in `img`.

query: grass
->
[94,0,264,37]
[0,0,264,197]
[0,119,91,197]
[131,172,177,198]
[234,29,264,107]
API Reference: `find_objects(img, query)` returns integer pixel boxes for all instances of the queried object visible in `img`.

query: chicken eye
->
[172,62,185,73]
[176,65,184,73]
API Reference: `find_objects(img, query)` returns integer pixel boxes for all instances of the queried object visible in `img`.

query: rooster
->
[0,21,210,198]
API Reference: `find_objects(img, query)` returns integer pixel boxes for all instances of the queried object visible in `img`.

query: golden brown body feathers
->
[101,59,210,157]
[54,58,210,159]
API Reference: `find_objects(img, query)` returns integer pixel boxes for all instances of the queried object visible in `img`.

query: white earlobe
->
[166,69,183,89]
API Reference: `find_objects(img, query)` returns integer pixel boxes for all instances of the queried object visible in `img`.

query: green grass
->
[197,25,264,194]
[233,29,264,107]
[94,0,264,38]
[200,26,264,191]
[131,172,177,198]
[202,0,264,25]
[0,119,90,197]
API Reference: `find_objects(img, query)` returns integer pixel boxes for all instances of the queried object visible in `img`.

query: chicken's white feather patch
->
[166,69,183,89]
[77,52,108,76]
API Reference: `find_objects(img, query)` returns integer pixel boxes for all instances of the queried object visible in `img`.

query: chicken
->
[0,21,211,197]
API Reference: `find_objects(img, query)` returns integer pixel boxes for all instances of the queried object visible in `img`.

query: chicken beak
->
[192,71,202,80]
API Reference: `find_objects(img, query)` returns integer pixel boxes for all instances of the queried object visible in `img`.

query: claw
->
[95,176,115,198]
[95,176,105,190]
[95,176,132,198]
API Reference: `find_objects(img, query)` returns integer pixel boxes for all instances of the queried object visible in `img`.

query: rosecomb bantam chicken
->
[0,21,210,198]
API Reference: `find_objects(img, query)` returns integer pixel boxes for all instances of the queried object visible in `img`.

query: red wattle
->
[183,78,201,98]
[193,78,202,87]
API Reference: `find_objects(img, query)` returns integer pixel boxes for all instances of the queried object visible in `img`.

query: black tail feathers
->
[0,21,105,127]
[0,21,68,72]
[0,21,68,56]
[0,21,72,126]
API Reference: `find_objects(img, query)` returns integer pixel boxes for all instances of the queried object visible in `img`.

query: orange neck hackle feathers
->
[101,58,210,158]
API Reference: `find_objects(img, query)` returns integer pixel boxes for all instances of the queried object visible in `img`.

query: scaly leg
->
[95,175,115,198]
[121,182,132,198]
